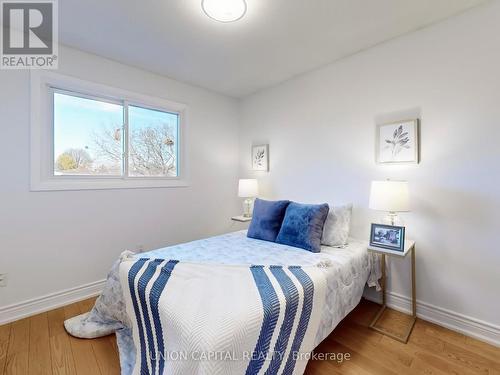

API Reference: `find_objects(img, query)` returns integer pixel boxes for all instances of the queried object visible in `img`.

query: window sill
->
[30,177,190,191]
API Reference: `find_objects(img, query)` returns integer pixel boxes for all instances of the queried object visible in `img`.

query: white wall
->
[239,1,500,327]
[0,46,241,309]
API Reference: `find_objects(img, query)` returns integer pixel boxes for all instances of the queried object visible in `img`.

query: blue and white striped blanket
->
[119,257,327,375]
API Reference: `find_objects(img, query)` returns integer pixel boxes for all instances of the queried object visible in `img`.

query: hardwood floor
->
[0,297,119,375]
[0,297,498,374]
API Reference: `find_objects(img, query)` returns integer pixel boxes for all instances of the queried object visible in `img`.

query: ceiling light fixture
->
[201,0,247,23]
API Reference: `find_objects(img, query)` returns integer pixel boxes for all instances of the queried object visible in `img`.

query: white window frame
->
[30,71,189,191]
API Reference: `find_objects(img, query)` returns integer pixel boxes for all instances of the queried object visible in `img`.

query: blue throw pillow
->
[247,198,291,242]
[276,202,329,252]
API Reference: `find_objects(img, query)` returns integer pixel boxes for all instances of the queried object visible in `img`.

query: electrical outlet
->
[0,273,8,287]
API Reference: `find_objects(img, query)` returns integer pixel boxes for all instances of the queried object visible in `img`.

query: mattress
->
[65,230,381,374]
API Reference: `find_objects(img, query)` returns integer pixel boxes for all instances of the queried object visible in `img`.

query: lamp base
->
[381,212,404,226]
[242,198,254,218]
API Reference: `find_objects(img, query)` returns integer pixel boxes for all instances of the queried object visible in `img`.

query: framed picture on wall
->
[376,119,420,164]
[252,144,269,171]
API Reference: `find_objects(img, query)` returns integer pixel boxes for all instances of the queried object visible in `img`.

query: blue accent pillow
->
[276,202,329,252]
[247,198,291,242]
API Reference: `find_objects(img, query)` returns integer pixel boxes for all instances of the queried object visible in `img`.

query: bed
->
[65,230,381,374]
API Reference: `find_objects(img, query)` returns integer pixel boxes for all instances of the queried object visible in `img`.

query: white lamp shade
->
[369,180,410,212]
[238,179,258,198]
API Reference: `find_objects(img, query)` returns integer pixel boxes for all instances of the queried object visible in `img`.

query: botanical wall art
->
[252,144,269,171]
[376,119,420,164]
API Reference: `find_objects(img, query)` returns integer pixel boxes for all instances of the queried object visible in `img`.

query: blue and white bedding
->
[120,259,327,375]
[64,230,381,375]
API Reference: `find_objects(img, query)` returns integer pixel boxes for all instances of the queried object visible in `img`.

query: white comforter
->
[64,230,380,375]
[120,259,327,375]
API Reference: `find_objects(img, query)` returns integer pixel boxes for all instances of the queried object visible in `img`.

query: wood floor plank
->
[337,320,384,346]
[305,359,342,375]
[307,339,373,375]
[372,324,484,375]
[107,335,119,358]
[91,336,120,375]
[0,324,11,375]
[422,319,467,345]
[47,307,67,338]
[422,319,500,366]
[322,338,399,375]
[77,298,96,315]
[4,318,30,375]
[63,303,82,321]
[48,305,76,375]
[28,313,52,375]
[409,356,452,375]
[410,320,498,374]
[464,335,500,366]
[67,336,101,375]
[342,321,414,368]
[376,335,475,375]
[333,323,416,374]
[328,361,375,375]
[345,301,379,326]
[372,306,416,338]
[412,350,482,375]
[5,319,29,355]
[50,333,76,375]
[442,341,499,374]
[63,301,101,375]
[4,352,29,375]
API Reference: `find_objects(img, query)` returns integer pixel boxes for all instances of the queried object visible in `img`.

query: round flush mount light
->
[202,0,247,23]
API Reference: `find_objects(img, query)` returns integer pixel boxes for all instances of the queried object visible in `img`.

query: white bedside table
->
[231,215,252,222]
[367,240,416,343]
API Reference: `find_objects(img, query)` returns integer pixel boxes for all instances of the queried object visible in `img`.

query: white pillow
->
[321,203,353,247]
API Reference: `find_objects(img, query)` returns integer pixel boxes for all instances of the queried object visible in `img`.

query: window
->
[53,91,180,178]
[128,105,179,177]
[31,72,187,191]
[53,92,124,176]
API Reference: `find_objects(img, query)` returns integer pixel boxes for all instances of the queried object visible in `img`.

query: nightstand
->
[231,215,252,222]
[367,240,416,343]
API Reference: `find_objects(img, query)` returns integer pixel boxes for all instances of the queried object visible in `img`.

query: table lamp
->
[238,179,258,217]
[369,180,410,225]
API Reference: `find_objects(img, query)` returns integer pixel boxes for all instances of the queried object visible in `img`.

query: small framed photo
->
[252,144,269,171]
[370,224,406,252]
[376,119,419,164]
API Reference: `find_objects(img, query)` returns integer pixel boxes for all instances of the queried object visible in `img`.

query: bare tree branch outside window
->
[88,121,177,177]
[129,123,177,176]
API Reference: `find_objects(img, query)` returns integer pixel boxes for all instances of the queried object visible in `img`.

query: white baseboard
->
[364,291,500,347]
[0,279,106,325]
